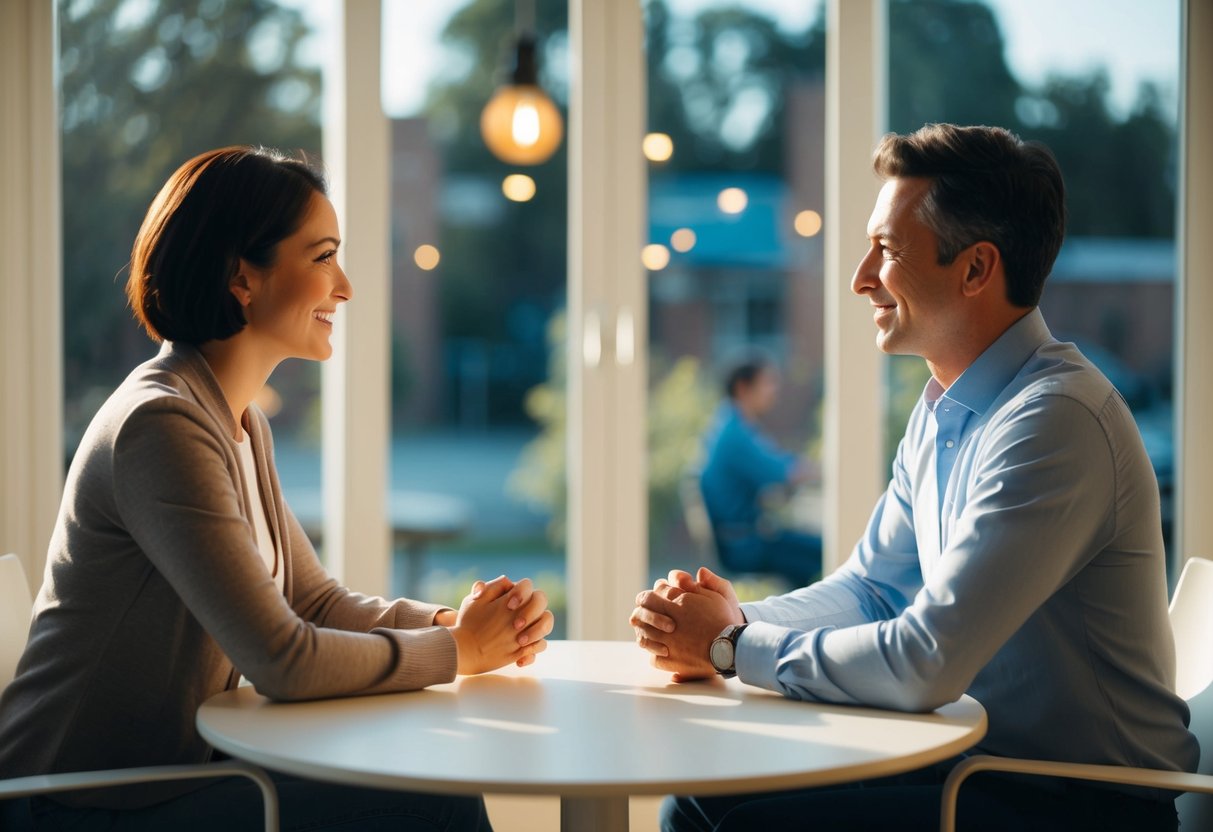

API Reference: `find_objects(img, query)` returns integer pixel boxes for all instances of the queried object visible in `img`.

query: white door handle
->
[583,309,602,368]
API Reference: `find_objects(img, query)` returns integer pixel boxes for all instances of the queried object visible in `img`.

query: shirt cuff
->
[735,620,795,693]
[739,602,768,624]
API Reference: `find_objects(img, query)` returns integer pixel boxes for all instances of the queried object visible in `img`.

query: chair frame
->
[939,557,1213,832]
[939,755,1213,832]
[0,554,279,830]
[0,759,279,829]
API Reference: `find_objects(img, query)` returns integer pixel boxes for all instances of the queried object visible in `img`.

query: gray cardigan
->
[0,342,456,808]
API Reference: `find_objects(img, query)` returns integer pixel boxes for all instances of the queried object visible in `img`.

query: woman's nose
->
[334,265,353,302]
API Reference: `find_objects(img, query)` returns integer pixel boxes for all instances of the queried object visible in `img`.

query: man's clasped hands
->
[630,567,746,681]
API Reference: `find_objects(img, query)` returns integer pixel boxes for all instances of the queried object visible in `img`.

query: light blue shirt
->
[737,309,1198,778]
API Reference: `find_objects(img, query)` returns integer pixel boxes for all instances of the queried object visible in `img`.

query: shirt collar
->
[938,308,1054,417]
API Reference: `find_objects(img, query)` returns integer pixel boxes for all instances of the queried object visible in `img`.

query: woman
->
[0,147,553,830]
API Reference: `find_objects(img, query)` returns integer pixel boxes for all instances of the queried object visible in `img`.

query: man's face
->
[851,177,968,360]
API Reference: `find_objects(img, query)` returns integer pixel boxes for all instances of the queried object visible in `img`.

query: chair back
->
[0,553,34,690]
[1171,557,1213,828]
[678,469,718,563]
[1169,557,1213,701]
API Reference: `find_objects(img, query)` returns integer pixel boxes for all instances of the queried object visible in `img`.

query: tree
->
[887,0,1176,238]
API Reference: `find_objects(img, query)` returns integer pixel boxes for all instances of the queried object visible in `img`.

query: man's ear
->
[960,241,1002,298]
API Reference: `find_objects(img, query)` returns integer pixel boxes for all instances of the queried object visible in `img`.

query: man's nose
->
[850,246,879,296]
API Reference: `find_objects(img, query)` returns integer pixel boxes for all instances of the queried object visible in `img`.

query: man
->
[631,124,1198,831]
[699,352,821,585]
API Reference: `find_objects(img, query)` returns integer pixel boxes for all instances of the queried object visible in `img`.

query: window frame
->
[6,0,1209,604]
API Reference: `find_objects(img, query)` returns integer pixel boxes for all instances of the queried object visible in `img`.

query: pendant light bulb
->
[480,35,563,166]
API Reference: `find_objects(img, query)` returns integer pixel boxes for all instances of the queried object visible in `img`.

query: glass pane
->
[60,0,325,534]
[883,0,1181,560]
[646,1,827,599]
[383,0,569,632]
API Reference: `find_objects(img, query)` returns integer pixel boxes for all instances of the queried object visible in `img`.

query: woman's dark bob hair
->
[127,146,327,344]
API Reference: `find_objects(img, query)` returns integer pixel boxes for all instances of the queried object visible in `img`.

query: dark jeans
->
[2,770,492,832]
[661,757,1179,832]
[718,530,822,587]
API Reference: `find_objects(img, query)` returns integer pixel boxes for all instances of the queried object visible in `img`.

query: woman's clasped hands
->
[439,576,554,674]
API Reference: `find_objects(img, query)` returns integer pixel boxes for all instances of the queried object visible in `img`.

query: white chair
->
[939,556,1213,832]
[0,553,279,830]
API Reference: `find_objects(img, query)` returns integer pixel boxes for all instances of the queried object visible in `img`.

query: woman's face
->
[237,192,352,362]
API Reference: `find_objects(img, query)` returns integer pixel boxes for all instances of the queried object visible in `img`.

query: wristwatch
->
[709,623,748,678]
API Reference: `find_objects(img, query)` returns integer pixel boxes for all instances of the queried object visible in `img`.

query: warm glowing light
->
[502,174,537,202]
[794,209,823,237]
[670,228,697,252]
[717,187,748,214]
[481,86,563,165]
[642,244,671,271]
[643,132,674,162]
[512,102,540,146]
[414,244,441,270]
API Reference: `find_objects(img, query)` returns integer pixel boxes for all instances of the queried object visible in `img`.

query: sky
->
[371,0,1180,121]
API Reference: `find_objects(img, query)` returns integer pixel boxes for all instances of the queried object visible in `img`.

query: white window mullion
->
[568,0,647,640]
[321,0,392,595]
[1,0,62,593]
[1175,0,1213,567]
[823,0,886,572]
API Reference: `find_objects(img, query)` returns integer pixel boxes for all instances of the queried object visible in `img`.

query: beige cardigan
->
[0,342,456,808]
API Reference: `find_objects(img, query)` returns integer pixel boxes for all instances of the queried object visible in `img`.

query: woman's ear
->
[229,259,257,307]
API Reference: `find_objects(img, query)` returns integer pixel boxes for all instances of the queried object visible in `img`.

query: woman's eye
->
[316,250,336,264]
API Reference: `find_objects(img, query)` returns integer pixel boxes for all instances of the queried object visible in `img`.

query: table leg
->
[560,795,628,832]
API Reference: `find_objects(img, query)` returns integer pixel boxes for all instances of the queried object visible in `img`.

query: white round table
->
[197,641,986,831]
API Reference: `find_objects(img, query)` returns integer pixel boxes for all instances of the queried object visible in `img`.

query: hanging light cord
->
[515,0,536,38]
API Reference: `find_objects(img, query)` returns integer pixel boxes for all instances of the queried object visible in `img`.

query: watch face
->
[710,637,734,672]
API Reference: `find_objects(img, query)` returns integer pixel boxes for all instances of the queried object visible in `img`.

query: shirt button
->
[945,440,955,449]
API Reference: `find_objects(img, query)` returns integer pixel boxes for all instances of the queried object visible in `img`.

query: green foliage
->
[507,312,717,545]
[645,1,826,173]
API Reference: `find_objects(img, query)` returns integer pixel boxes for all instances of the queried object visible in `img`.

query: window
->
[383,0,569,630]
[645,0,827,595]
[59,0,326,517]
[883,0,1181,560]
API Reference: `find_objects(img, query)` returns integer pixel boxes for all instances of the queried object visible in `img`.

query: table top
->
[197,641,986,798]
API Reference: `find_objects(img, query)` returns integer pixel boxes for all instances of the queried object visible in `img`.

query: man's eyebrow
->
[308,237,341,249]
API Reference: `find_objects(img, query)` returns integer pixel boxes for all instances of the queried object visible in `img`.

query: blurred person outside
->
[698,353,822,586]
